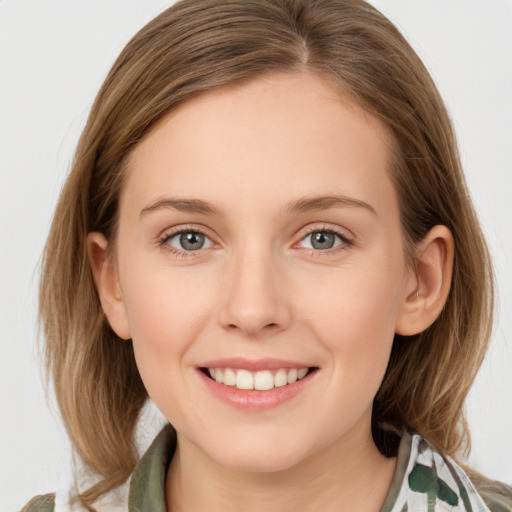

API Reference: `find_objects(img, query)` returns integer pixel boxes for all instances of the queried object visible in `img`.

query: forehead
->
[122,72,396,219]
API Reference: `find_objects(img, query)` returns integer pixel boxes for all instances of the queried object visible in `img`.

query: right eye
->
[299,231,342,251]
[163,230,214,252]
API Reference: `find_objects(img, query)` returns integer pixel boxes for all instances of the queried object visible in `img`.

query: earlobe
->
[395,225,454,336]
[87,232,132,340]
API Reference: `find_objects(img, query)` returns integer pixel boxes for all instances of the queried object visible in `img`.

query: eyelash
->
[158,225,354,258]
[159,226,212,258]
[295,225,354,255]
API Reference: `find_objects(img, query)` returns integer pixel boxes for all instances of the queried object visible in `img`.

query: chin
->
[189,429,308,473]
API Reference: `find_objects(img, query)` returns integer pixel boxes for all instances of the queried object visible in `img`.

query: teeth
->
[254,370,274,391]
[214,368,224,384]
[223,368,236,386]
[208,367,310,390]
[297,368,308,379]
[287,368,298,384]
[274,369,288,388]
[236,369,254,390]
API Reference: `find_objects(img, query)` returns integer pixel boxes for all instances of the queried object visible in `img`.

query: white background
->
[1,1,511,511]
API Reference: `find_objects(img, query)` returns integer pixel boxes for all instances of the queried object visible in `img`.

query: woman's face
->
[110,72,414,471]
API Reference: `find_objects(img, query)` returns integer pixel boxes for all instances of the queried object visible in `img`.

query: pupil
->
[312,232,334,250]
[180,232,204,250]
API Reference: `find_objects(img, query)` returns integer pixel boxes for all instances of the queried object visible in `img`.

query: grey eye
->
[180,232,205,250]
[300,231,341,250]
[167,231,212,251]
[311,232,335,250]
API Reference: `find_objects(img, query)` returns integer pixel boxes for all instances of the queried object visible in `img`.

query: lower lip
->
[198,369,316,410]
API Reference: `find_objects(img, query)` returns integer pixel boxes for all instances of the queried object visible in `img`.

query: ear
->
[87,232,132,340]
[395,225,454,336]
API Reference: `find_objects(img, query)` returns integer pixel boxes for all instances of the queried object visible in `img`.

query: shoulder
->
[19,493,55,512]
[390,433,512,512]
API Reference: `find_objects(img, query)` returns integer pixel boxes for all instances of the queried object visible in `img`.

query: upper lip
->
[199,357,313,371]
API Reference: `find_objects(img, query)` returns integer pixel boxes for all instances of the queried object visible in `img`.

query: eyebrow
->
[139,194,377,218]
[285,195,377,215]
[140,197,222,218]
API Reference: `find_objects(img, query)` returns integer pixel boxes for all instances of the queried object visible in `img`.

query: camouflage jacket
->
[21,426,512,512]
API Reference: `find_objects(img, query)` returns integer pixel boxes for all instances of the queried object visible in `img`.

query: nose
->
[218,249,292,337]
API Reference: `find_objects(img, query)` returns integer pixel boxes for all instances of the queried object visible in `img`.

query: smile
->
[206,367,310,390]
[198,358,318,409]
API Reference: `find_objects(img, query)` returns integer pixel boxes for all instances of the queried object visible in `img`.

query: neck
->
[165,426,396,512]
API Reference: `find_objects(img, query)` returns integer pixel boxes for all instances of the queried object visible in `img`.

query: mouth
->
[200,366,317,391]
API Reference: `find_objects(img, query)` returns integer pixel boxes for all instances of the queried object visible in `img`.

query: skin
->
[89,72,454,512]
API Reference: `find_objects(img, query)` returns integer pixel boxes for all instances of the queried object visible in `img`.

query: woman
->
[19,0,512,510]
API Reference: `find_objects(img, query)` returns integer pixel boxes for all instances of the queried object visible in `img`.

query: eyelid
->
[293,223,355,252]
[159,224,209,241]
[158,224,219,255]
[167,231,214,250]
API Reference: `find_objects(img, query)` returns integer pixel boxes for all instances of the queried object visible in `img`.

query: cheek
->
[124,263,210,333]
[303,255,405,377]
[120,267,218,424]
[120,264,216,382]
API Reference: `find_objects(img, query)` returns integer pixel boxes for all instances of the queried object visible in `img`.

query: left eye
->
[166,231,213,251]
[299,231,343,250]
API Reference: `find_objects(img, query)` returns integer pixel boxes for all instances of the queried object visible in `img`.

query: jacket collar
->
[129,424,176,512]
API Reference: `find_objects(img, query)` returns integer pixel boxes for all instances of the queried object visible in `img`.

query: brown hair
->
[40,0,493,507]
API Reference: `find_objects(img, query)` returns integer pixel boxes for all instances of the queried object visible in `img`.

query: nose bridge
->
[218,240,291,336]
